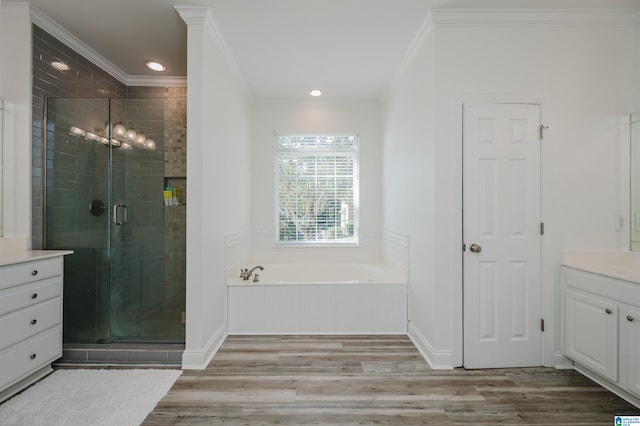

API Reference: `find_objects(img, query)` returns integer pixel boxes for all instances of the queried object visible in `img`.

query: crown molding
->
[27,3,188,87]
[174,5,208,25]
[29,4,129,85]
[176,5,253,101]
[126,75,187,87]
[382,11,434,102]
[202,8,254,102]
[430,9,638,28]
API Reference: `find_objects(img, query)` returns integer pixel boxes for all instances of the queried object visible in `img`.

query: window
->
[276,134,359,244]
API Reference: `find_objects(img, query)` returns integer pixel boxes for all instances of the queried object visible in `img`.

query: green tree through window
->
[276,135,358,244]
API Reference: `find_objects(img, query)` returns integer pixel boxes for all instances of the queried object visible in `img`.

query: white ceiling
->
[12,0,640,101]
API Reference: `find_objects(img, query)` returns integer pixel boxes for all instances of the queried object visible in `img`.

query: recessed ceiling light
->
[309,89,323,97]
[51,61,70,71]
[146,60,167,72]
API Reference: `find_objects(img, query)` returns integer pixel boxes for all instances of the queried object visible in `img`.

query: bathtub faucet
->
[240,265,264,281]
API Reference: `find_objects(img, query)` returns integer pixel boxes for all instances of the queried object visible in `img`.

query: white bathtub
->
[227,263,408,334]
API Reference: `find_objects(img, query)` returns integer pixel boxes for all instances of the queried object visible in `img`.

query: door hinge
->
[541,318,545,332]
[539,124,549,140]
[540,222,545,235]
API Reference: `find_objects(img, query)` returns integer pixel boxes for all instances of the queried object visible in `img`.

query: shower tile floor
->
[57,343,184,367]
[143,335,640,425]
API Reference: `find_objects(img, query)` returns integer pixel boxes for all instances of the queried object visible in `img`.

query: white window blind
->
[276,134,359,244]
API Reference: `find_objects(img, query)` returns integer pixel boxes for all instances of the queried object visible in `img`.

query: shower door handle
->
[113,203,128,225]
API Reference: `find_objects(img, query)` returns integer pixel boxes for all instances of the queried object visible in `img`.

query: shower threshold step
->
[56,343,184,367]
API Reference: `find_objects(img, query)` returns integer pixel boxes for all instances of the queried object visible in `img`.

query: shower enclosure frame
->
[42,96,186,363]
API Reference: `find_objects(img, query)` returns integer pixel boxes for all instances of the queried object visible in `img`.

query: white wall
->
[634,16,640,112]
[384,11,634,368]
[177,6,252,369]
[382,23,442,365]
[0,2,32,245]
[249,101,384,264]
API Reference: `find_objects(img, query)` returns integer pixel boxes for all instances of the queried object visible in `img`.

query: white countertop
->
[562,250,640,284]
[0,250,73,267]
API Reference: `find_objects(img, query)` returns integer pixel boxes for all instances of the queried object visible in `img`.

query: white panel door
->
[463,103,542,368]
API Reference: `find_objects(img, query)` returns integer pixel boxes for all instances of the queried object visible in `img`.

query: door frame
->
[461,102,542,368]
[449,94,554,368]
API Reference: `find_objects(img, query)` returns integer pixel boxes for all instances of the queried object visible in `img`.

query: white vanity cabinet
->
[622,305,640,399]
[0,252,70,403]
[564,287,618,382]
[562,266,640,407]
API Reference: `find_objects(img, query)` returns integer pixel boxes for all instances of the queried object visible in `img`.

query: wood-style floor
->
[143,335,640,425]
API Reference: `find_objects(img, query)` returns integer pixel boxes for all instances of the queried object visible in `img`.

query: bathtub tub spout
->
[240,265,264,281]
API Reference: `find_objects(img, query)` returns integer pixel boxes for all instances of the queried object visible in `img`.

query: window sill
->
[274,241,359,248]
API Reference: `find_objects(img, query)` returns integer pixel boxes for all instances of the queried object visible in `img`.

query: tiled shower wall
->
[32,25,187,342]
[32,24,126,250]
[124,86,187,322]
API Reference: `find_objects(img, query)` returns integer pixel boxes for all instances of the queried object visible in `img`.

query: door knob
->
[469,243,482,253]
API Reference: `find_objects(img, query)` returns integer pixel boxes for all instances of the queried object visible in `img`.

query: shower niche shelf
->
[163,176,186,207]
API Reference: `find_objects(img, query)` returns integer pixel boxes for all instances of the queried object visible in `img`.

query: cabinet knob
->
[30,354,36,360]
[30,319,37,325]
[605,308,612,314]
[31,293,38,299]
[627,315,635,322]
[31,270,38,276]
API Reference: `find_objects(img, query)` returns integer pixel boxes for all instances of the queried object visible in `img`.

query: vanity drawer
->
[0,277,61,316]
[0,298,61,352]
[0,258,63,291]
[0,327,62,392]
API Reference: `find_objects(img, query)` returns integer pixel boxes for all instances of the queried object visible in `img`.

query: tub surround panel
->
[224,227,409,284]
[246,227,408,268]
[224,228,409,335]
[228,283,407,334]
[382,229,410,271]
[224,230,251,280]
[251,228,382,265]
[228,263,407,285]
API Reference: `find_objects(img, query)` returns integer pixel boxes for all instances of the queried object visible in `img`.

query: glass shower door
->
[109,97,184,342]
[45,97,112,343]
[45,96,185,345]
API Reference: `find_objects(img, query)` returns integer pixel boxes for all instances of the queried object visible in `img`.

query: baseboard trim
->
[554,352,574,370]
[181,323,228,370]
[408,322,453,370]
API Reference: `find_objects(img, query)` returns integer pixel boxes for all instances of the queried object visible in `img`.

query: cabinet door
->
[564,288,618,381]
[623,306,640,398]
